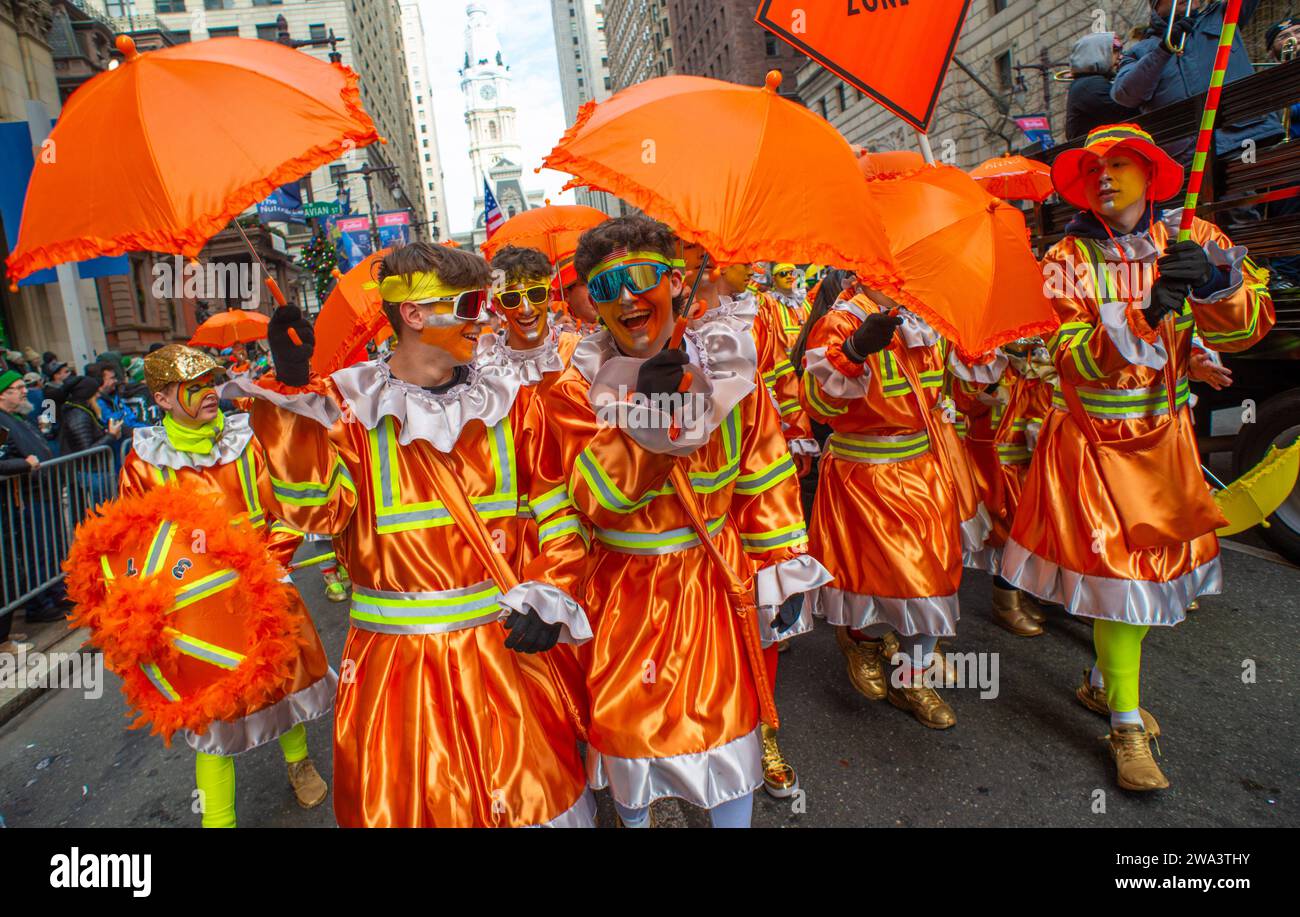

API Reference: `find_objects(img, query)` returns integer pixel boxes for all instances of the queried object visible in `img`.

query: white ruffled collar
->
[835,298,940,348]
[131,412,254,470]
[485,326,564,386]
[331,351,523,453]
[695,292,760,331]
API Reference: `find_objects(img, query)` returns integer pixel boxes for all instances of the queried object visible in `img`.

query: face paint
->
[419,303,483,364]
[1084,153,1150,215]
[497,280,551,345]
[595,273,676,358]
[174,374,220,425]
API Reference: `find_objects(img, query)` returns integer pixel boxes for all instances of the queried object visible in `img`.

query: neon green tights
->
[194,723,309,828]
[1092,620,1149,715]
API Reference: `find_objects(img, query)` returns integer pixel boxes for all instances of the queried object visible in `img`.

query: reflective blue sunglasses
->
[587,262,672,303]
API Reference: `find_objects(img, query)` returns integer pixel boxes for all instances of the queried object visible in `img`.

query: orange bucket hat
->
[1051,123,1184,211]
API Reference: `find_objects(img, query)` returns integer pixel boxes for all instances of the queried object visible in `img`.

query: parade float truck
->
[1030,58,1300,564]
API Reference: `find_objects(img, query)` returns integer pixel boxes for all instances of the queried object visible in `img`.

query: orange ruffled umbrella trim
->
[5,62,379,284]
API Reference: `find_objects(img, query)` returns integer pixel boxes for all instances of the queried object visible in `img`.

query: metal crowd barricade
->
[0,445,117,615]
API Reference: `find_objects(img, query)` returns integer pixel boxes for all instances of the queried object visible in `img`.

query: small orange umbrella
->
[543,71,898,283]
[969,156,1054,203]
[858,160,1058,361]
[189,310,269,348]
[310,250,388,376]
[479,204,609,263]
[5,36,380,285]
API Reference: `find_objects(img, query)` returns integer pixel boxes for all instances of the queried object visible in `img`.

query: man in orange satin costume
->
[529,215,830,828]
[226,242,596,827]
[123,344,335,827]
[1002,124,1274,790]
[950,339,1056,637]
[801,287,970,729]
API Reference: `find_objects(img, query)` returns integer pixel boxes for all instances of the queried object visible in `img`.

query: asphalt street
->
[1,540,1295,829]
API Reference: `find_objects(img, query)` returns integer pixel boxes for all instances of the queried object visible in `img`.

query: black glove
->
[1156,240,1215,288]
[503,607,562,654]
[773,595,803,634]
[844,312,904,362]
[1163,15,1196,53]
[635,347,689,399]
[267,305,315,387]
[1144,278,1188,328]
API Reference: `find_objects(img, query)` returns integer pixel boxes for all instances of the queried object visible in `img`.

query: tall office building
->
[549,0,618,215]
[667,0,803,96]
[603,0,674,92]
[400,0,449,240]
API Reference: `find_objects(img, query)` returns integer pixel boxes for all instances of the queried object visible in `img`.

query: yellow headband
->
[586,250,675,282]
[773,263,796,274]
[366,271,474,304]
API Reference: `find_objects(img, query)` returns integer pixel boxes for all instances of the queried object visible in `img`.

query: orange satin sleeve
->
[117,451,153,499]
[950,376,993,421]
[753,310,812,444]
[1040,242,1136,385]
[251,378,359,537]
[731,373,809,571]
[1185,219,1275,353]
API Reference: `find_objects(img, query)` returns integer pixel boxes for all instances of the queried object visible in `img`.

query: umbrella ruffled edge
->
[4,62,380,285]
[543,102,905,292]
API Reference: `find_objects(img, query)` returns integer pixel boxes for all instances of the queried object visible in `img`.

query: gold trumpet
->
[1164,0,1194,55]
[1282,36,1298,144]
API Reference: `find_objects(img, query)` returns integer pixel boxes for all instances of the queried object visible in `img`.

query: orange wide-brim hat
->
[1051,124,1185,211]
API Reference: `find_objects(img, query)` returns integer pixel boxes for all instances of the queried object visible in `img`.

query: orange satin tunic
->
[250,370,591,827]
[531,348,808,783]
[118,431,332,752]
[1006,216,1274,621]
[751,299,814,445]
[801,298,962,608]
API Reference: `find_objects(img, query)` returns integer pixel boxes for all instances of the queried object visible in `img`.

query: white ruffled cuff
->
[787,438,821,456]
[1099,300,1167,370]
[754,554,834,606]
[948,348,1007,384]
[220,376,341,427]
[897,309,941,348]
[804,345,870,398]
[498,581,593,646]
[1189,239,1247,305]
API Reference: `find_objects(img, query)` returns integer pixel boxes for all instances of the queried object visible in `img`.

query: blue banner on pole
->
[256,181,306,224]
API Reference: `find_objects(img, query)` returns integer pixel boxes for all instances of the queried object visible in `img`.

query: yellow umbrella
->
[1209,440,1300,536]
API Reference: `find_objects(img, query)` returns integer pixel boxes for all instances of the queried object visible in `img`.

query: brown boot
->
[1074,671,1161,736]
[287,758,328,809]
[886,680,956,729]
[1018,591,1046,623]
[991,586,1043,637]
[835,626,887,701]
[1106,725,1169,791]
[760,723,799,798]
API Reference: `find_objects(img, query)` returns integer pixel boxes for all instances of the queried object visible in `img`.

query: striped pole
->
[1178,0,1245,243]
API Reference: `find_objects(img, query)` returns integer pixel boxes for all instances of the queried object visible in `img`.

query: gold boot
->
[1018,591,1046,623]
[1106,725,1169,791]
[886,681,956,729]
[991,586,1043,637]
[835,626,887,701]
[1074,671,1161,736]
[287,758,328,809]
[760,723,799,798]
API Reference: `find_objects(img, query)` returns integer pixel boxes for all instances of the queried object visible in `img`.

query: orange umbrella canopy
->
[310,250,388,376]
[855,149,927,179]
[969,156,1054,203]
[189,309,269,348]
[543,71,897,282]
[479,204,609,263]
[5,36,380,284]
[863,164,1059,361]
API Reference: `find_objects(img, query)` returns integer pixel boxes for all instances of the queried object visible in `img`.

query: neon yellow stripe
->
[803,371,847,417]
[100,556,115,581]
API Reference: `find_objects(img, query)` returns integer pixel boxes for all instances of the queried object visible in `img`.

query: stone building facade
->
[603,0,674,92]
[667,0,804,96]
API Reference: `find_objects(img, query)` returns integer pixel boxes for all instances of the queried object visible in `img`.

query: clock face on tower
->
[479,84,496,102]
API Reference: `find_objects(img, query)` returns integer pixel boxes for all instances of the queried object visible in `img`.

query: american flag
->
[483,179,506,238]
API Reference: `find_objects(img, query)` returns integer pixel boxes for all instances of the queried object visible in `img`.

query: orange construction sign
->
[755,0,972,132]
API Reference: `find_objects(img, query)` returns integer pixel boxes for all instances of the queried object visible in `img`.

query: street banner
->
[376,210,411,248]
[754,0,973,132]
[327,215,373,273]
[1014,114,1056,150]
[256,181,305,224]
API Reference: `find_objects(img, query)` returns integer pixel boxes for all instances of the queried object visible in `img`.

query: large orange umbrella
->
[5,36,380,285]
[310,250,388,376]
[189,310,269,348]
[969,156,1054,203]
[859,158,1059,361]
[542,71,897,282]
[479,204,609,262]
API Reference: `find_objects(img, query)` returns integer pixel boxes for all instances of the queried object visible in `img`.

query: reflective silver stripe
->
[143,521,174,576]
[594,517,726,555]
[740,525,808,551]
[173,570,238,606]
[348,581,503,635]
[170,632,243,669]
[530,486,571,520]
[491,419,513,496]
[734,453,795,495]
[827,431,931,464]
[1051,378,1192,420]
